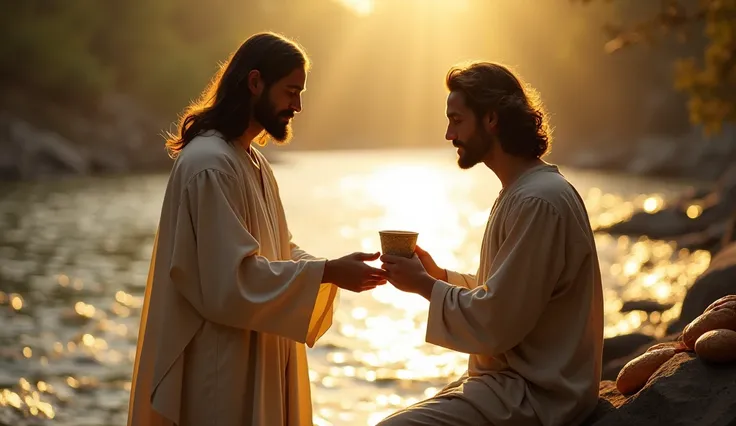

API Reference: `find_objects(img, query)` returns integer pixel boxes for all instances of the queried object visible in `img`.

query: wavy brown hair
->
[164,32,310,158]
[445,62,552,159]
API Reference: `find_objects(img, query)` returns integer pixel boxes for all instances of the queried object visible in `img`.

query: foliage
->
[0,0,255,115]
[576,0,736,134]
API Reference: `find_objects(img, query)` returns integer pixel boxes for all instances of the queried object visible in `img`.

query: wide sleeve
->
[445,270,477,289]
[169,169,326,345]
[426,197,565,356]
[289,237,316,261]
[288,233,340,346]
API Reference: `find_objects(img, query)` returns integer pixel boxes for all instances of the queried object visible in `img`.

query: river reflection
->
[0,149,710,425]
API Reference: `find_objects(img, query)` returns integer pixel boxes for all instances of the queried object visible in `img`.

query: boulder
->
[0,89,285,181]
[565,126,736,182]
[601,333,680,381]
[675,221,729,254]
[667,242,736,335]
[601,244,736,379]
[599,162,736,246]
[0,112,90,179]
[580,381,628,425]
[620,300,674,314]
[0,88,168,180]
[600,193,730,241]
[602,333,655,366]
[586,352,736,426]
[598,207,695,239]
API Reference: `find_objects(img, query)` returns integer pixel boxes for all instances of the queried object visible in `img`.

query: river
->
[0,148,711,426]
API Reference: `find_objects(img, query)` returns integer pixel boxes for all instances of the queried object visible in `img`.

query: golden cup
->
[379,230,419,258]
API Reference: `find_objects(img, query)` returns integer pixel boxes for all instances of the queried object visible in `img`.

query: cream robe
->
[127,131,338,426]
[383,164,604,426]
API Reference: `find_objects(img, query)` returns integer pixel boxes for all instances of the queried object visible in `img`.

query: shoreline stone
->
[585,352,736,425]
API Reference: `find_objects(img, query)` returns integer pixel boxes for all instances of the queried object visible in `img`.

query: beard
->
[453,128,493,169]
[253,92,295,144]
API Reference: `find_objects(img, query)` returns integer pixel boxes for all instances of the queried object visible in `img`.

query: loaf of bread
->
[682,308,736,349]
[694,329,736,363]
[646,341,688,353]
[704,295,736,314]
[616,348,677,395]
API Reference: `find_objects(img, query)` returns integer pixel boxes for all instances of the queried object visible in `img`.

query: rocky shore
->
[0,91,172,181]
[584,352,736,426]
[587,167,736,424]
[0,90,287,181]
[595,159,736,348]
[565,126,736,182]
[598,238,736,373]
[3,82,736,184]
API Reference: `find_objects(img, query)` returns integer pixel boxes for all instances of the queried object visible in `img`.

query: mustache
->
[279,110,295,119]
[452,140,464,148]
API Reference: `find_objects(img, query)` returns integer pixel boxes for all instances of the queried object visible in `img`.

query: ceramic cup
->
[379,230,419,258]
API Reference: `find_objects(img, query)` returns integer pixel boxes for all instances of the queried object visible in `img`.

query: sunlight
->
[333,161,485,315]
[333,0,469,16]
[276,152,715,424]
[342,164,477,259]
[333,0,374,16]
[309,0,484,147]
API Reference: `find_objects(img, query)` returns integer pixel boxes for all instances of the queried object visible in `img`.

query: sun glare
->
[332,161,486,314]
[334,0,470,16]
[334,0,375,16]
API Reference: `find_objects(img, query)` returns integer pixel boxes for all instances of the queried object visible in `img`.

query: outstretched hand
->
[323,252,388,293]
[414,245,448,281]
[380,252,436,301]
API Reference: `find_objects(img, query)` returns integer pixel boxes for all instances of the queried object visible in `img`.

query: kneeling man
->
[379,62,604,426]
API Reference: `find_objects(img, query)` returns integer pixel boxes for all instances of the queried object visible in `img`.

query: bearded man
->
[378,62,604,426]
[127,32,387,426]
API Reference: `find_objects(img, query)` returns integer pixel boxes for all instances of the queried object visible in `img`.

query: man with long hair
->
[127,32,387,426]
[379,62,604,425]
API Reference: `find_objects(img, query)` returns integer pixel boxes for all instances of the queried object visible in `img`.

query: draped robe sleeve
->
[388,165,603,426]
[426,197,565,356]
[170,169,329,344]
[128,135,339,426]
[287,236,339,346]
[445,270,477,289]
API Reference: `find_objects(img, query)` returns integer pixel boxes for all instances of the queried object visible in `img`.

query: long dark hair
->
[445,62,552,159]
[165,32,310,158]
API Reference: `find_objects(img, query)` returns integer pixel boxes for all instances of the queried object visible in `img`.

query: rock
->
[723,212,736,246]
[692,130,736,181]
[599,160,736,248]
[667,243,736,335]
[587,352,736,426]
[624,136,680,176]
[565,142,631,172]
[603,333,655,366]
[715,163,736,198]
[602,333,680,380]
[580,381,627,425]
[0,89,286,181]
[565,125,736,182]
[620,300,674,314]
[674,221,729,254]
[0,112,90,179]
[600,207,694,239]
[0,87,170,180]
[600,190,731,240]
